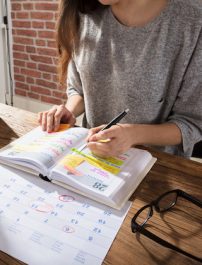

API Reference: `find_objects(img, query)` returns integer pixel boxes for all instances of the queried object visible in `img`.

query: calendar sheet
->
[0,165,130,265]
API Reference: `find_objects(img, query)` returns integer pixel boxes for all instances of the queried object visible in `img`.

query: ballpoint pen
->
[78,108,129,152]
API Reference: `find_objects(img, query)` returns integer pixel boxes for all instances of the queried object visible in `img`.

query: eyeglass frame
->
[131,189,202,262]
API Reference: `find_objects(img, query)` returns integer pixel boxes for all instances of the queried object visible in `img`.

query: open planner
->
[0,124,156,209]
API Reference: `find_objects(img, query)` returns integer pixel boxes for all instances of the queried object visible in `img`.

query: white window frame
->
[0,0,12,104]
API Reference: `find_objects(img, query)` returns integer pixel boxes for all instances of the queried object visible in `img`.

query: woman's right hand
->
[38,104,76,132]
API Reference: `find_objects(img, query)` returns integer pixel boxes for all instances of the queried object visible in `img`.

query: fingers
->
[89,125,118,142]
[41,111,48,131]
[87,125,106,142]
[38,112,43,125]
[38,105,57,131]
[46,107,57,132]
[54,105,66,132]
[38,104,76,132]
[87,125,124,157]
[88,142,109,158]
[88,139,116,158]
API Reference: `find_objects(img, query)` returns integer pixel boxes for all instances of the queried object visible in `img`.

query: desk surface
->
[0,103,201,265]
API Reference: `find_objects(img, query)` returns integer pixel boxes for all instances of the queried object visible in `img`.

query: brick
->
[35,3,58,11]
[36,79,57,90]
[28,92,40,100]
[46,22,56,30]
[13,36,34,45]
[30,55,52,64]
[15,82,29,91]
[14,67,20,74]
[37,47,57,57]
[11,12,15,19]
[52,74,59,83]
[13,44,25,52]
[35,39,46,47]
[13,52,29,60]
[21,69,41,78]
[16,29,37,38]
[38,30,55,39]
[43,73,52,80]
[41,96,62,105]
[31,86,51,95]
[23,3,34,10]
[26,46,36,53]
[52,91,67,99]
[14,74,25,82]
[15,89,27,97]
[26,77,35,84]
[47,40,56,48]
[26,62,37,70]
[12,21,31,28]
[38,64,57,74]
[12,3,22,11]
[31,12,54,20]
[14,60,26,67]
[32,21,45,29]
[16,12,29,19]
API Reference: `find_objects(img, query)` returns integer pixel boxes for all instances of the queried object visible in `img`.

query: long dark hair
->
[56,0,102,84]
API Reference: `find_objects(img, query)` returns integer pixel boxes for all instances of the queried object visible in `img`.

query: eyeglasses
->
[131,189,202,262]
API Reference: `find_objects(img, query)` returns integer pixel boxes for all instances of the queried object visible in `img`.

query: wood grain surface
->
[0,103,201,265]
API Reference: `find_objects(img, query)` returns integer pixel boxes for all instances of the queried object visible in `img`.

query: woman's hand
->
[38,104,76,132]
[87,124,135,157]
[87,122,183,157]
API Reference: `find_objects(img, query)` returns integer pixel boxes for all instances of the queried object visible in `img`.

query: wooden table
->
[0,103,201,265]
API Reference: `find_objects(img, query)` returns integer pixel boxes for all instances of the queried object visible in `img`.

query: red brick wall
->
[11,0,67,105]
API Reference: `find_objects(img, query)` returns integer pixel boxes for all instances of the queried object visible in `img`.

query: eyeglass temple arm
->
[140,228,202,262]
[179,190,202,208]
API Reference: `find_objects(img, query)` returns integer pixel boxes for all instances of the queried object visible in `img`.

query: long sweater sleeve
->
[167,30,202,156]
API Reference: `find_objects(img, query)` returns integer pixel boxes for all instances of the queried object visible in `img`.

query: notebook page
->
[0,125,88,175]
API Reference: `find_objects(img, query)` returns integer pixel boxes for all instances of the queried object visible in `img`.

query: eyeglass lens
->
[157,191,178,212]
[135,206,151,226]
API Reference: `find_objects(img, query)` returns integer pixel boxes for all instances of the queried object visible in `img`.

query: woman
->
[38,0,202,158]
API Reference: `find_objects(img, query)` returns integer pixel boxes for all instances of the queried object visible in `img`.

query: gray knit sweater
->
[67,0,202,157]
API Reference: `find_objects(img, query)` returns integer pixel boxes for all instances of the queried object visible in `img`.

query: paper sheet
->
[0,165,131,265]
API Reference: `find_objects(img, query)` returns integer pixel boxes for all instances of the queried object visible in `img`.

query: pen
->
[99,108,129,131]
[78,108,129,151]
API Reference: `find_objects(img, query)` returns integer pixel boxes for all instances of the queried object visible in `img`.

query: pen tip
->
[125,108,129,113]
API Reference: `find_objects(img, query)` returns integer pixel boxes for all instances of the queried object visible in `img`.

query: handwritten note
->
[52,148,137,197]
[70,148,123,174]
[0,165,130,265]
[1,126,88,172]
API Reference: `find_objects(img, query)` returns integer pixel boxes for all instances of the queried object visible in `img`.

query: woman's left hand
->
[87,124,135,157]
